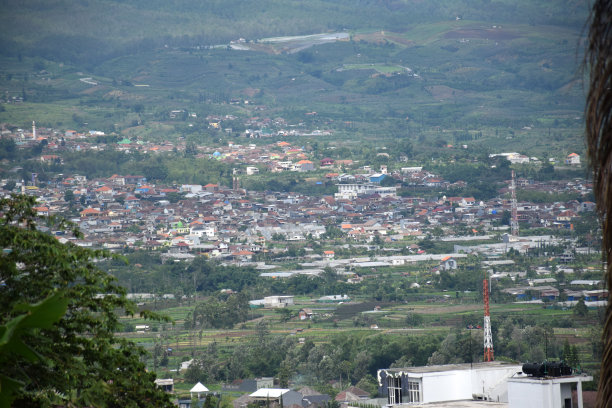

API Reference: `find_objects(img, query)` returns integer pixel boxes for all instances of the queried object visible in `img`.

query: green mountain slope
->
[0,0,588,64]
[0,0,589,157]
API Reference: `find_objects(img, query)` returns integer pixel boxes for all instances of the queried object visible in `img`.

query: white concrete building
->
[263,295,294,308]
[378,362,522,404]
[181,184,202,193]
[190,225,217,239]
[335,183,396,199]
[508,373,592,408]
[401,167,423,173]
[378,362,592,408]
[246,166,260,175]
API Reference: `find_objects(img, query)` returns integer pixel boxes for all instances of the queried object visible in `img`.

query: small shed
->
[249,388,303,407]
[154,378,174,393]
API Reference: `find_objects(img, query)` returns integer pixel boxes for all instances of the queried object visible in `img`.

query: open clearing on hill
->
[444,27,520,41]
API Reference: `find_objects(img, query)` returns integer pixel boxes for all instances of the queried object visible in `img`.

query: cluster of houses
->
[1,124,598,313]
[500,279,607,305]
[207,113,333,139]
[161,361,593,408]
[158,375,374,408]
[489,152,581,166]
[2,121,335,174]
[2,122,584,181]
[5,167,594,261]
[1,167,599,312]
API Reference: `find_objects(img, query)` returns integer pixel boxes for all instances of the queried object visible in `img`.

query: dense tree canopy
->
[0,195,173,407]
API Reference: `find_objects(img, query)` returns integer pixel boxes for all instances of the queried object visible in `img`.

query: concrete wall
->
[422,371,471,403]
[560,383,572,408]
[471,366,521,402]
[508,380,555,408]
[282,391,304,407]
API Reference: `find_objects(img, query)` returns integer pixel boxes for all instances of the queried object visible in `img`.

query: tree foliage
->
[574,298,589,317]
[0,195,173,407]
[190,292,249,329]
[0,291,68,407]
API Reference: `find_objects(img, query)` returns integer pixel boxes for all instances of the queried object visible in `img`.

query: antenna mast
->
[510,170,519,238]
[483,278,494,362]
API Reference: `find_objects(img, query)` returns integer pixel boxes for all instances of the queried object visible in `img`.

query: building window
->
[407,381,420,403]
[387,376,402,405]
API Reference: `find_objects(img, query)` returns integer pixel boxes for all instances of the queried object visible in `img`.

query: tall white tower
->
[32,121,36,139]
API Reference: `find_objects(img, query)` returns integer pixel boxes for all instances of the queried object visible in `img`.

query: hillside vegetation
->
[0,0,589,157]
[0,0,587,64]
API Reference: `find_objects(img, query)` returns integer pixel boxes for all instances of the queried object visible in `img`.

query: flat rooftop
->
[508,373,593,383]
[383,361,521,374]
[391,402,506,407]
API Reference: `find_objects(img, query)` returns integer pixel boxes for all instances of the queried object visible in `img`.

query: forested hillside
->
[0,0,587,65]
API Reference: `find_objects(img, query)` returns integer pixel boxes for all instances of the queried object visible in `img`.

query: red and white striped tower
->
[510,170,519,238]
[483,278,494,362]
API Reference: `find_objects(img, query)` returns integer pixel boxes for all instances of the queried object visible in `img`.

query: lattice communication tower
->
[483,278,494,362]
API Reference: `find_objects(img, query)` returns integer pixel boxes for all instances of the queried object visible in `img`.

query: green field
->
[342,64,408,74]
[119,292,600,393]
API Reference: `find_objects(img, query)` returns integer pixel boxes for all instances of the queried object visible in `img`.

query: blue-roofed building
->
[369,173,386,184]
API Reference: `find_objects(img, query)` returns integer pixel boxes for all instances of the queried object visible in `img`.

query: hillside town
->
[1,121,601,309]
[1,1,606,407]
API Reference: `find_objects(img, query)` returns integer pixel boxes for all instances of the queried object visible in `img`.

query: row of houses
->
[164,362,592,408]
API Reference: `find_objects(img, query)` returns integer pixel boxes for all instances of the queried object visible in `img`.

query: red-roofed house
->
[565,153,581,166]
[297,160,314,172]
[320,158,335,167]
[34,206,49,216]
[440,256,457,270]
[556,210,578,222]
[80,208,101,217]
[232,250,254,262]
[323,250,335,259]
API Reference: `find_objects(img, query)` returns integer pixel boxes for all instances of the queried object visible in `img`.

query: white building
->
[401,167,423,173]
[489,152,529,164]
[263,295,294,308]
[190,225,217,239]
[335,183,396,199]
[378,362,592,408]
[378,362,522,404]
[181,184,202,193]
[508,373,592,408]
[246,166,260,175]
